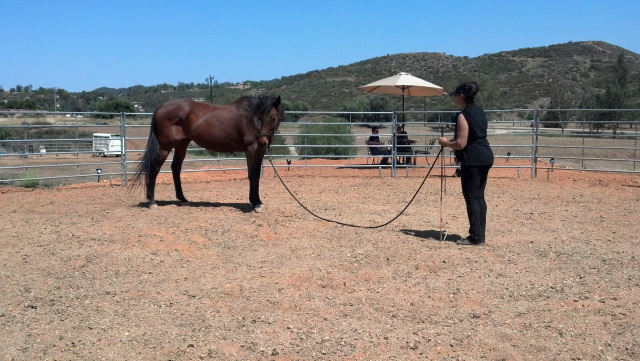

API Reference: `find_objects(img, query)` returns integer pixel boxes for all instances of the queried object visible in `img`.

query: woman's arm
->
[438,113,468,150]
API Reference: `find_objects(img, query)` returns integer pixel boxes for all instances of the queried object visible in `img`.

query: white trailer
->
[92,133,123,157]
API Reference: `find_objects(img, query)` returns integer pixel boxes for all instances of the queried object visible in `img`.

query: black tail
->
[129,111,160,193]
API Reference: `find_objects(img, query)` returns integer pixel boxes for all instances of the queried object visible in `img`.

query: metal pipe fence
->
[1,108,639,187]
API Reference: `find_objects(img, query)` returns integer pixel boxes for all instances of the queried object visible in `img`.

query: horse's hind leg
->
[147,148,171,208]
[171,139,191,203]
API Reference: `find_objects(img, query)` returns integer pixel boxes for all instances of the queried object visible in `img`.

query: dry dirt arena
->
[1,158,639,361]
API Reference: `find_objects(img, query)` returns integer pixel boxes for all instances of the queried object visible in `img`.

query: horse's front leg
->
[246,146,265,212]
[171,139,191,204]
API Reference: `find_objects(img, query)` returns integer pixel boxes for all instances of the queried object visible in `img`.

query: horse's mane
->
[233,95,280,117]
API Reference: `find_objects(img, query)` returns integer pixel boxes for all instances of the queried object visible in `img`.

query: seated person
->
[366,127,390,165]
[395,124,415,164]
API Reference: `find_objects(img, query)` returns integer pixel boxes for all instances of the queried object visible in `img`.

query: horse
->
[130,95,284,212]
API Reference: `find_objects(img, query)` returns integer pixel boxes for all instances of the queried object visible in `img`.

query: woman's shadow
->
[400,229,462,243]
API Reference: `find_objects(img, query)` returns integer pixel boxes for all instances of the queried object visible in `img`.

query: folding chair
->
[413,138,436,165]
[365,140,380,164]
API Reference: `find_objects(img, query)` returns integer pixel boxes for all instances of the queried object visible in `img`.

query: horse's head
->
[253,95,284,148]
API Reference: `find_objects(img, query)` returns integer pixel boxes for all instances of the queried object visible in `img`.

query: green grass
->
[18,173,40,188]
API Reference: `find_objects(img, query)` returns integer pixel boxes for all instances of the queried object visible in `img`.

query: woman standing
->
[438,82,494,246]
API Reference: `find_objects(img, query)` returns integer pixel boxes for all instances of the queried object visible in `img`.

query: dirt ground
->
[1,158,639,360]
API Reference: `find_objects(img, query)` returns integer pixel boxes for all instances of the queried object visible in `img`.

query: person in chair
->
[367,127,390,165]
[396,124,415,164]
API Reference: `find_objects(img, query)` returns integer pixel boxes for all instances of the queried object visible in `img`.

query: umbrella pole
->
[423,97,426,125]
[402,92,405,123]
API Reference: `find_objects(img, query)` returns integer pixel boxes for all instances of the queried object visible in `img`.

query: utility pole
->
[53,87,58,112]
[208,75,214,104]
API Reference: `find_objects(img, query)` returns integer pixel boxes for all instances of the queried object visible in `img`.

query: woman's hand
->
[437,137,448,147]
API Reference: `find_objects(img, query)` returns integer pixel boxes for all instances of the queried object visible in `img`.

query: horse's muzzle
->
[258,136,269,148]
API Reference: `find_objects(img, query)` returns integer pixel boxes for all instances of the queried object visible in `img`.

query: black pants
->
[460,164,492,243]
[370,148,390,165]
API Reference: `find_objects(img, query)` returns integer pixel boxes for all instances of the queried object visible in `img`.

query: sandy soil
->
[1,158,639,360]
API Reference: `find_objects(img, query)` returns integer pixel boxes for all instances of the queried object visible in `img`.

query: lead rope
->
[439,146,448,241]
[267,148,443,229]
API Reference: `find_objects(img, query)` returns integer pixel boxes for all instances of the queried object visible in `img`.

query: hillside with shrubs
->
[2,41,639,115]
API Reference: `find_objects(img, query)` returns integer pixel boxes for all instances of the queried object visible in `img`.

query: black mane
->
[237,95,279,117]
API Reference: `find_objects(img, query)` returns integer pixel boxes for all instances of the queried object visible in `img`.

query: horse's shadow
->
[400,229,463,243]
[135,201,254,213]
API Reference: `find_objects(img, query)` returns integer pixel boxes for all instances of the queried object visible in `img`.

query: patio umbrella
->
[360,72,446,120]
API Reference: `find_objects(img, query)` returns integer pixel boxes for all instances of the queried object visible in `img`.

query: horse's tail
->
[129,110,160,192]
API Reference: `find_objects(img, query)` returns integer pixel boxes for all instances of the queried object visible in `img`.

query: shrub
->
[293,117,356,159]
[18,173,40,188]
[0,128,13,140]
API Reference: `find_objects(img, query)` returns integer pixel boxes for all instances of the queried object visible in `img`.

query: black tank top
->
[459,104,494,166]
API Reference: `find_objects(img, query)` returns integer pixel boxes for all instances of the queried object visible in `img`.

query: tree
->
[282,100,310,122]
[598,53,630,108]
[96,99,136,118]
[2,99,37,110]
[541,86,574,131]
[176,82,189,91]
[614,52,629,89]
[364,95,392,124]
[340,96,368,123]
[589,52,632,134]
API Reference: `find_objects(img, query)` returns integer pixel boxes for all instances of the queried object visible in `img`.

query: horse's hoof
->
[254,204,264,213]
[149,203,158,210]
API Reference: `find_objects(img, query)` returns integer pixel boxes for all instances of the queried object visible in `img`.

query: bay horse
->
[130,95,284,211]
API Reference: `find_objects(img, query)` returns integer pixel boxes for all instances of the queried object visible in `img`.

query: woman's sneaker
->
[456,238,485,246]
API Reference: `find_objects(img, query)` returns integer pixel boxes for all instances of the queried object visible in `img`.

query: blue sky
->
[2,0,638,92]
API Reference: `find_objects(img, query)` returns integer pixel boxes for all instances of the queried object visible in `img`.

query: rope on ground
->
[267,148,443,229]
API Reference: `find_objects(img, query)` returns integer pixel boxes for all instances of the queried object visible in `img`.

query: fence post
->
[532,108,538,178]
[581,115,586,170]
[633,120,638,172]
[391,111,397,178]
[120,112,127,186]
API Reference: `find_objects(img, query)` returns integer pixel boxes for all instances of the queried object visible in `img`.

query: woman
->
[438,81,494,246]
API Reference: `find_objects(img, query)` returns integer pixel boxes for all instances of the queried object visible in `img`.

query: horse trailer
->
[92,133,123,157]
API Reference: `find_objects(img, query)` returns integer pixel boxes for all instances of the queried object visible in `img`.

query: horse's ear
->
[275,96,281,108]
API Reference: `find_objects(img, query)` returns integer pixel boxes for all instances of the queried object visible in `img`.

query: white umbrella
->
[360,72,446,117]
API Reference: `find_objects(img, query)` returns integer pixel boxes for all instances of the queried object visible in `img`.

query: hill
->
[2,41,639,113]
[266,41,640,111]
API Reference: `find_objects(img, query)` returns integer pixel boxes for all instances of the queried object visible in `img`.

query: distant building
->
[228,82,251,89]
